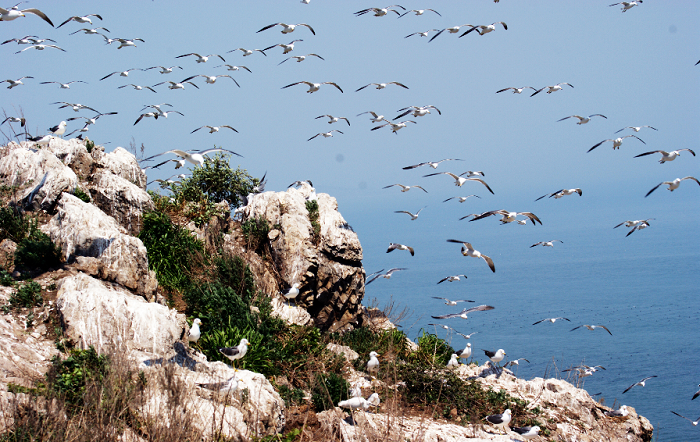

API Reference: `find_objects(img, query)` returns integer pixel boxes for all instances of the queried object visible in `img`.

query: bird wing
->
[403,162,427,170]
[468,178,494,194]
[390,82,409,89]
[324,82,343,92]
[644,183,664,198]
[519,212,542,225]
[257,23,280,32]
[466,305,494,313]
[428,28,445,42]
[413,186,428,193]
[431,312,459,319]
[633,150,660,158]
[587,139,610,152]
[530,87,546,97]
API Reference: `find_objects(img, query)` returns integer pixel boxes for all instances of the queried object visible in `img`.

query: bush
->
[305,200,320,244]
[14,229,61,271]
[332,327,409,372]
[311,372,349,412]
[0,269,14,286]
[7,280,42,309]
[0,205,30,243]
[407,330,455,367]
[47,347,109,409]
[72,187,90,203]
[240,216,269,253]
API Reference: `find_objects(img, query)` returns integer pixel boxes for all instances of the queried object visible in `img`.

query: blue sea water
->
[343,188,700,441]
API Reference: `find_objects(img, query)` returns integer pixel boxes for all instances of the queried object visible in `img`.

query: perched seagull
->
[386,243,414,256]
[134,110,183,125]
[143,148,242,167]
[355,5,406,17]
[191,125,238,134]
[14,43,64,53]
[145,65,182,74]
[512,426,540,440]
[366,268,407,285]
[435,275,468,284]
[69,27,109,35]
[118,84,157,93]
[431,296,473,304]
[483,349,506,365]
[279,53,324,65]
[188,318,202,343]
[337,393,380,411]
[394,206,426,220]
[399,9,441,17]
[604,406,629,417]
[371,120,417,134]
[634,149,695,163]
[27,134,53,147]
[443,195,480,203]
[383,183,427,193]
[610,1,643,12]
[571,324,613,335]
[367,351,380,375]
[588,135,645,152]
[429,25,475,42]
[458,343,471,362]
[615,125,657,133]
[670,411,700,426]
[456,331,478,340]
[39,80,86,89]
[557,114,607,125]
[469,210,541,225]
[530,240,563,248]
[357,111,387,123]
[423,172,494,194]
[228,48,267,57]
[52,102,99,113]
[496,86,536,94]
[447,239,496,273]
[504,358,530,368]
[356,82,409,92]
[153,77,200,90]
[533,317,570,325]
[2,76,32,89]
[264,39,303,54]
[100,68,143,81]
[257,22,315,35]
[645,177,699,197]
[315,115,349,125]
[196,373,239,396]
[623,375,657,394]
[404,29,440,38]
[1,116,25,127]
[282,81,343,93]
[459,22,507,37]
[219,338,250,368]
[535,188,582,201]
[48,121,67,137]
[308,130,343,141]
[216,64,251,72]
[447,354,459,369]
[176,53,226,63]
[531,83,574,96]
[484,409,511,434]
[395,105,441,119]
[283,283,300,305]
[57,14,102,28]
[0,5,54,26]
[431,305,495,320]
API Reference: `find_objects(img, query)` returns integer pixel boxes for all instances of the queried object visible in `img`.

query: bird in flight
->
[282,81,343,93]
[366,268,407,285]
[447,239,496,272]
[469,210,541,225]
[279,53,324,65]
[623,375,657,394]
[530,240,563,248]
[588,135,645,152]
[176,53,226,63]
[645,177,699,197]
[356,82,409,92]
[496,86,536,94]
[398,9,441,17]
[257,23,315,35]
[443,195,480,203]
[436,275,468,284]
[557,114,607,125]
[459,22,508,37]
[533,317,570,325]
[431,305,494,320]
[315,115,349,125]
[57,14,102,28]
[386,243,414,256]
[403,158,460,170]
[431,296,473,304]
[531,83,574,96]
[424,172,494,194]
[535,188,582,201]
[0,5,54,26]
[355,5,407,17]
[634,149,695,164]
[307,130,343,141]
[191,125,238,134]
[670,411,700,426]
[382,183,427,193]
[394,207,426,220]
[570,324,612,335]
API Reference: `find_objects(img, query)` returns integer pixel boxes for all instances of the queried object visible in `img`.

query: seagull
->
[427,323,453,331]
[39,80,86,89]
[435,275,468,284]
[423,172,494,194]
[371,120,416,134]
[367,351,380,375]
[645,177,699,197]
[118,84,157,93]
[193,74,239,86]
[188,318,202,343]
[315,115,349,125]
[670,411,700,426]
[66,112,117,127]
[355,5,406,17]
[610,1,643,12]
[535,188,582,201]
[429,25,475,42]
[623,375,657,394]
[366,268,407,285]
[2,76,32,89]
[693,384,700,400]
[27,134,53,147]
[357,111,387,123]
[404,29,440,38]
[588,135,645,152]
[395,105,441,119]
[512,426,540,440]
[308,130,343,141]
[191,125,238,134]
[564,365,606,378]
[52,102,99,113]
[356,82,409,92]
[484,409,511,434]
[386,243,414,256]
[219,338,250,368]
[447,354,459,369]
[288,179,313,189]
[264,39,304,55]
[69,27,109,35]
[57,14,102,28]
[153,77,200,90]
[0,5,54,26]
[2,35,52,45]
[459,22,508,37]
[196,372,240,396]
[14,43,65,53]
[257,23,315,35]
[624,219,652,237]
[604,406,629,417]
[571,324,613,335]
[48,121,67,137]
[469,210,542,225]
[458,343,471,361]
[496,86,537,94]
[504,358,530,368]
[530,240,563,248]
[431,296,473,304]
[456,331,478,340]
[533,317,570,325]
[216,64,251,72]
[100,68,143,81]
[531,83,574,96]
[557,114,607,125]
[446,239,496,273]
[394,206,426,220]
[634,149,695,163]
[399,9,441,17]
[134,111,183,125]
[443,195,480,203]
[110,37,144,49]
[143,148,242,167]
[1,116,25,127]
[483,349,506,365]
[382,183,427,193]
[279,53,324,65]
[176,53,225,63]
[228,48,267,57]
[282,81,343,93]
[431,305,495,320]
[615,125,657,133]
[145,65,182,74]
[283,283,300,305]
[614,219,654,229]
[337,393,380,411]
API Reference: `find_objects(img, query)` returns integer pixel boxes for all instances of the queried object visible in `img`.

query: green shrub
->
[332,327,410,372]
[215,255,256,299]
[407,330,455,367]
[85,139,95,153]
[278,384,305,407]
[311,372,349,411]
[14,229,61,271]
[47,347,109,409]
[0,269,14,286]
[305,200,320,244]
[72,187,90,203]
[7,280,42,308]
[240,216,269,253]
[0,205,30,243]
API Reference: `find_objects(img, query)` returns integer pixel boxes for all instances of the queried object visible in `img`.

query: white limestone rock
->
[88,171,154,235]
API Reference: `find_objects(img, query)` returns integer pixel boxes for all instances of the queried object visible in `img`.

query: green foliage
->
[85,139,95,153]
[72,187,90,203]
[407,330,455,367]
[332,327,409,372]
[277,384,305,407]
[138,211,203,292]
[0,269,14,286]
[198,322,275,374]
[0,205,29,243]
[305,200,320,244]
[185,280,254,331]
[240,216,270,253]
[311,372,349,412]
[253,428,301,442]
[7,280,42,309]
[47,347,109,409]
[14,228,61,271]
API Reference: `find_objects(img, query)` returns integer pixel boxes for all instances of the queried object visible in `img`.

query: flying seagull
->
[634,149,695,163]
[279,53,324,65]
[0,5,54,26]
[469,210,541,225]
[357,111,387,123]
[504,358,530,368]
[282,81,343,93]
[399,9,441,17]
[404,29,440,39]
[530,240,563,248]
[100,68,143,81]
[403,158,461,170]
[355,5,407,17]
[308,130,343,141]
[228,48,267,57]
[670,411,700,426]
[429,24,476,42]
[588,135,645,152]
[2,35,51,45]
[431,305,494,320]
[366,268,407,285]
[623,375,657,394]
[496,86,536,94]
[435,275,468,284]
[386,243,414,256]
[423,172,494,194]
[134,110,183,125]
[371,120,416,134]
[40,80,86,89]
[535,188,582,201]
[394,207,426,220]
[382,183,427,193]
[216,64,251,72]
[395,105,441,119]
[107,37,144,49]
[614,219,653,229]
[571,324,612,335]
[427,323,453,331]
[1,116,25,126]
[456,331,478,340]
[356,82,409,92]
[447,239,496,272]
[257,22,315,35]
[315,115,349,125]
[176,53,226,63]
[193,74,240,87]
[483,409,511,434]
[622,219,652,237]
[191,125,238,134]
[533,317,570,325]
[143,148,242,168]
[57,14,102,28]
[615,125,657,133]
[693,384,700,400]
[431,296,473,305]
[152,76,200,90]
[263,39,303,54]
[459,22,508,37]
[443,195,480,203]
[645,177,699,197]
[531,83,574,96]
[52,102,99,113]
[557,114,607,125]
[14,43,64,53]
[2,76,32,89]
[610,1,643,13]
[219,338,250,368]
[69,27,109,35]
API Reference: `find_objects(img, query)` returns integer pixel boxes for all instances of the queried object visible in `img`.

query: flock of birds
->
[1,1,697,438]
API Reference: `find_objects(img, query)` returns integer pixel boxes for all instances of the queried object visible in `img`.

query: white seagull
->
[216,64,251,72]
[308,130,343,141]
[614,219,653,229]
[1,116,25,126]
[394,206,426,220]
[357,111,387,123]
[533,317,570,325]
[188,318,202,343]
[145,65,182,74]
[134,110,183,125]
[531,83,574,96]
[48,121,67,137]
[14,43,64,53]
[512,426,540,440]
[263,39,303,54]
[191,125,238,134]
[484,409,511,434]
[118,84,157,93]
[283,283,300,305]
[399,9,441,17]
[431,305,495,320]
[371,120,416,134]
[456,331,478,340]
[28,134,53,147]
[2,76,32,89]
[356,82,409,92]
[535,188,582,201]
[645,177,699,197]
[429,25,474,42]
[634,149,695,163]
[670,411,700,426]
[443,195,480,203]
[144,148,242,167]
[557,114,607,125]
[100,68,143,81]
[530,240,563,248]
[382,183,427,193]
[496,86,537,94]
[279,53,324,65]
[483,349,506,365]
[337,393,380,411]
[57,14,102,28]
[588,135,645,152]
[257,23,315,35]
[66,112,117,127]
[219,338,250,368]
[435,275,468,284]
[623,375,657,394]
[693,384,700,401]
[469,210,542,225]
[367,351,380,375]
[228,48,266,57]
[395,105,441,119]
[366,268,407,285]
[0,5,53,26]
[424,172,494,194]
[69,27,109,35]
[447,239,496,273]
[315,115,349,125]
[504,358,530,368]
[52,102,98,113]
[2,35,52,45]
[193,74,239,87]
[196,372,240,395]
[282,81,343,93]
[431,296,473,304]
[624,219,652,237]
[571,324,613,335]
[355,5,406,17]
[459,22,508,37]
[610,1,643,13]
[109,37,144,49]
[153,76,200,90]
[176,53,225,63]
[458,343,472,361]
[386,243,414,256]
[39,80,86,89]
[404,29,440,38]
[605,406,629,417]
[447,354,459,369]
[615,125,657,133]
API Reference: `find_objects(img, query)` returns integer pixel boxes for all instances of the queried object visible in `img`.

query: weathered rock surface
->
[88,171,154,235]
[41,193,157,299]
[240,183,365,332]
[91,145,147,190]
[45,137,94,179]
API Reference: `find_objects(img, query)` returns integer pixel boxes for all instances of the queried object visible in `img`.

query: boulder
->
[40,193,158,299]
[88,172,154,235]
[91,146,147,190]
[45,137,94,179]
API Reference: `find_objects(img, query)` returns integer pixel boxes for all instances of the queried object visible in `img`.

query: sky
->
[1,0,699,438]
